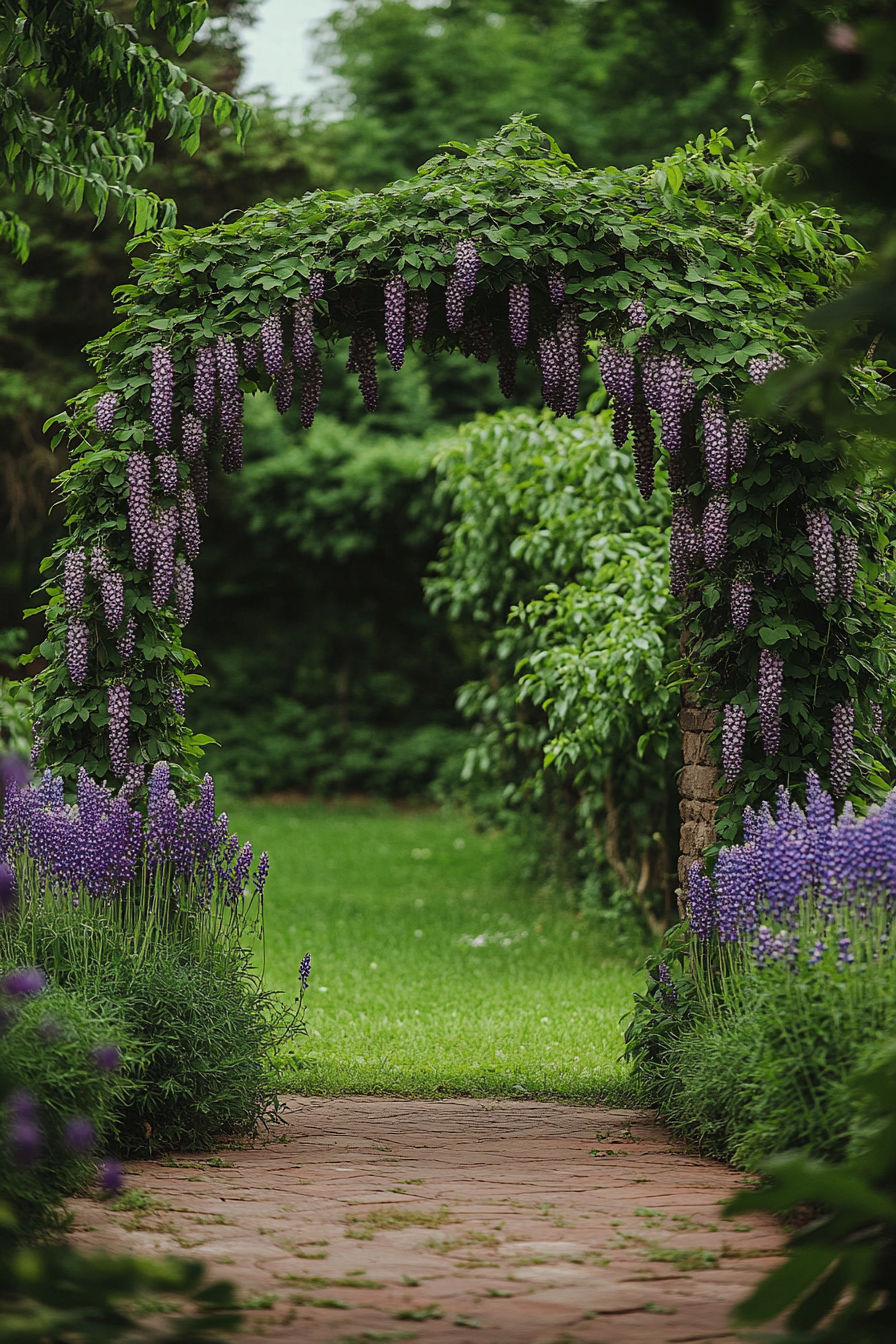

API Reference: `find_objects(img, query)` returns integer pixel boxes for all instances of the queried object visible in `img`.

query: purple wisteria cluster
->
[64,549,86,612]
[804,506,838,604]
[182,412,203,462]
[408,289,428,340]
[599,345,636,447]
[687,771,896,961]
[537,304,582,418]
[127,453,154,570]
[730,573,753,632]
[260,313,284,379]
[193,344,217,419]
[150,346,174,449]
[301,354,323,429]
[293,297,316,372]
[748,352,787,385]
[384,277,407,371]
[836,531,859,601]
[107,683,130,777]
[702,491,729,570]
[95,392,118,434]
[758,647,784,754]
[548,268,565,307]
[498,349,517,400]
[508,284,529,348]
[830,702,855,797]
[0,765,269,917]
[274,361,294,415]
[217,336,242,429]
[669,495,702,598]
[347,328,378,411]
[721,703,747,780]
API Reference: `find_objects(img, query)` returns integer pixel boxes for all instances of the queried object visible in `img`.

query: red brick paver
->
[68,1097,784,1343]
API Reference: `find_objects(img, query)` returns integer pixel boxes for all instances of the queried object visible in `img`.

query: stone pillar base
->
[678,706,719,911]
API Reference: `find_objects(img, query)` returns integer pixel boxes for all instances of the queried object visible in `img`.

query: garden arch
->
[35,118,895,886]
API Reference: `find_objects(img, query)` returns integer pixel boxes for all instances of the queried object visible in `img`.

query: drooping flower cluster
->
[384,277,407,371]
[150,346,174,449]
[347,328,378,411]
[701,396,729,490]
[804,506,838,604]
[107,684,130,776]
[630,402,655,501]
[721,703,747,780]
[548,268,565,307]
[730,574,753,632]
[127,452,154,570]
[193,345,217,419]
[454,239,480,297]
[182,412,203,462]
[508,284,529,347]
[64,549,86,611]
[445,275,465,332]
[836,531,859,601]
[66,619,89,685]
[260,312,284,378]
[95,392,118,434]
[729,418,749,472]
[748,352,787,385]
[173,557,193,623]
[151,506,177,607]
[301,354,324,429]
[830,702,854,797]
[309,271,325,301]
[178,487,201,561]
[758,647,785,754]
[408,289,428,340]
[293,297,315,371]
[872,701,885,735]
[498,350,517,399]
[462,312,492,364]
[217,336,242,428]
[702,492,729,570]
[222,425,243,474]
[598,345,636,447]
[101,570,124,630]
[156,455,179,495]
[117,616,136,661]
[241,338,258,369]
[274,360,294,414]
[627,299,647,328]
[669,495,701,598]
[169,680,186,717]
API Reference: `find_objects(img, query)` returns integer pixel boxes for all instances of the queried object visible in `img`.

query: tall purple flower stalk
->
[101,571,124,631]
[830,703,854,797]
[701,396,729,490]
[66,619,89,685]
[702,492,729,570]
[687,864,716,940]
[508,284,529,347]
[150,346,174,449]
[182,412,203,462]
[730,574,753,632]
[127,453,154,570]
[384,277,407,371]
[722,704,748,780]
[293,297,315,371]
[193,345,217,419]
[95,392,118,434]
[758,648,784,754]
[300,354,323,429]
[260,312,284,378]
[805,506,838,604]
[169,681,186,718]
[408,289,428,340]
[836,532,859,601]
[108,685,129,777]
[64,549,86,612]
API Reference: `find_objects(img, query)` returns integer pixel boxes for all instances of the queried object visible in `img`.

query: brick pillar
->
[677,704,719,913]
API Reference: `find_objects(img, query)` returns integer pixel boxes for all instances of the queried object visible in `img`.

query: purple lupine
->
[759,648,785,754]
[836,532,859,601]
[687,864,716,940]
[181,412,203,463]
[92,1043,122,1073]
[178,487,201,561]
[836,933,854,969]
[127,452,154,570]
[498,349,517,399]
[117,616,136,661]
[151,507,177,608]
[101,571,124,631]
[656,962,678,1005]
[722,704,748,780]
[260,312,284,378]
[275,360,294,414]
[871,701,884,735]
[150,346,174,449]
[64,548,86,612]
[222,425,243,474]
[300,354,324,430]
[748,352,787,385]
[63,1117,95,1153]
[241,338,258,370]
[702,491,729,570]
[98,1158,124,1194]
[7,1090,41,1166]
[95,391,118,434]
[350,328,378,412]
[538,335,563,414]
[66,618,89,685]
[508,284,529,348]
[445,276,465,333]
[408,289,428,340]
[805,506,838,604]
[309,271,325,301]
[808,939,827,967]
[556,303,581,417]
[384,277,407,371]
[631,402,655,501]
[107,684,129,777]
[169,681,186,717]
[253,850,270,900]
[173,558,193,623]
[830,703,855,797]
[217,336,242,428]
[299,951,311,987]
[547,268,565,307]
[599,345,636,448]
[293,297,315,371]
[701,397,729,490]
[156,455,179,495]
[730,574,753,632]
[729,419,749,473]
[454,239,480,297]
[1,967,46,996]
[193,344,217,419]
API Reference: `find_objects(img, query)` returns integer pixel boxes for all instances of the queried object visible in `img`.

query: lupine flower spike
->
[299,952,311,988]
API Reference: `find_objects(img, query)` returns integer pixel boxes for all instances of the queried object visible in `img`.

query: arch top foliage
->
[32,117,896,824]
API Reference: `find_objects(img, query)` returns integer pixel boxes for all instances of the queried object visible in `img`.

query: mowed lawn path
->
[227,800,640,1100]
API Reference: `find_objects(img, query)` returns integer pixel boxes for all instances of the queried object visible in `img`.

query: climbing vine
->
[30,116,896,819]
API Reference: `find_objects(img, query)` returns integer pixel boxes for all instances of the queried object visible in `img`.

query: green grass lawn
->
[227,799,642,1102]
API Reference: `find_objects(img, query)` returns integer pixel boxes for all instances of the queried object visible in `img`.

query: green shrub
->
[0,983,134,1233]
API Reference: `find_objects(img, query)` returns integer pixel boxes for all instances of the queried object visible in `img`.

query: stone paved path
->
[68,1097,785,1343]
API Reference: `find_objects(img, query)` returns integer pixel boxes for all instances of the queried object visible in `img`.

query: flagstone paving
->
[67,1097,785,1343]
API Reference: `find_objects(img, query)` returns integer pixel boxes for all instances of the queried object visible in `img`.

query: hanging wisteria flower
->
[191,453,209,506]
[260,312,284,378]
[150,346,174,449]
[702,491,729,570]
[701,396,729,490]
[169,680,186,717]
[127,452,154,570]
[599,345,636,447]
[293,297,315,371]
[538,335,563,414]
[155,455,179,495]
[173,557,193,623]
[117,616,136,661]
[729,419,749,473]
[830,702,854,797]
[730,574,753,632]
[181,412,203,463]
[805,506,838,604]
[630,402,655,500]
[408,289,428,340]
[178,487,201,561]
[445,275,465,332]
[758,647,785,754]
[454,238,480,297]
[300,354,324,430]
[836,531,859,600]
[193,344,217,419]
[669,496,696,598]
[656,355,695,456]
[89,547,109,583]
[722,703,748,780]
[101,570,124,631]
[508,284,529,347]
[627,298,647,327]
[556,303,581,417]
[108,683,130,776]
[871,701,884,735]
[309,270,325,300]
[498,349,517,399]
[547,267,565,307]
[64,548,86,611]
[349,328,378,411]
[66,618,89,685]
[384,276,407,371]
[748,351,787,384]
[95,391,118,434]
[462,312,492,364]
[151,507,177,608]
[241,338,258,369]
[275,360,294,414]
[222,425,243,474]
[216,336,242,428]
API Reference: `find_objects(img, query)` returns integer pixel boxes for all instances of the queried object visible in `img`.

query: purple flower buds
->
[384,277,407,371]
[178,487,201,561]
[556,303,581,418]
[275,360,294,414]
[408,289,428,340]
[150,346,174,449]
[64,549,86,611]
[599,345,636,447]
[871,701,884,735]
[805,506,837,604]
[89,548,109,583]
[730,574,753,632]
[1,967,46,997]
[300,354,323,430]
[687,863,715,941]
[702,492,729,570]
[193,345,217,419]
[701,396,729,491]
[349,328,378,412]
[498,349,517,399]
[538,335,563,415]
[182,412,203,462]
[66,618,89,685]
[548,268,565,307]
[151,507,177,608]
[722,704,747,780]
[156,455,179,495]
[299,951,311,987]
[631,402,655,501]
[508,284,529,348]
[627,299,647,328]
[309,271,325,300]
[108,685,129,777]
[253,850,269,900]
[173,558,193,624]
[445,276,465,333]
[127,453,154,570]
[669,496,697,598]
[758,648,784,754]
[117,616,136,661]
[222,425,243,474]
[729,419,749,473]
[241,338,258,369]
[836,532,859,601]
[0,861,16,916]
[830,702,854,797]
[101,570,124,631]
[462,312,492,364]
[748,352,787,385]
[293,297,315,371]
[95,392,118,434]
[63,1116,96,1153]
[169,680,186,717]
[454,239,480,297]
[217,337,242,428]
[261,312,284,378]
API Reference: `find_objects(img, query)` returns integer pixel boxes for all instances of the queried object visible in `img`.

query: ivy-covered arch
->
[33,117,896,872]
